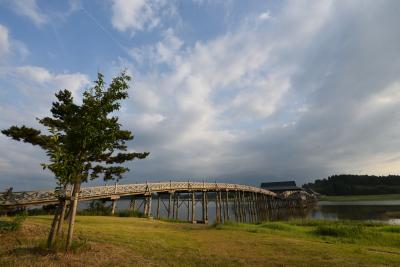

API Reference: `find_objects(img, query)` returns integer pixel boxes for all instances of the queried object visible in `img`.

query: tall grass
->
[210,219,400,247]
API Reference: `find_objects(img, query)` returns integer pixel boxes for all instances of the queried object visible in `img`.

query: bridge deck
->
[0,181,277,207]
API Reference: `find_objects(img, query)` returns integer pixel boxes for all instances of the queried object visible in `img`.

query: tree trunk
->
[47,203,61,249]
[56,199,67,240]
[66,182,80,250]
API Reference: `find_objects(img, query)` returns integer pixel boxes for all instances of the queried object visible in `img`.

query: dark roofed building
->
[260,181,301,193]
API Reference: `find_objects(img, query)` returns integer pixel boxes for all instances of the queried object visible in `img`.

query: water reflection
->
[78,199,400,225]
[309,201,400,224]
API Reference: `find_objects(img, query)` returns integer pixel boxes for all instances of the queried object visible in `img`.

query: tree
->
[2,71,149,250]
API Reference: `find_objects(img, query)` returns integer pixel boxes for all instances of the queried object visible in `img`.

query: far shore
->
[319,194,400,202]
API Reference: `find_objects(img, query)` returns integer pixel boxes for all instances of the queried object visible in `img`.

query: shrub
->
[116,210,144,218]
[78,200,112,216]
[314,224,365,238]
[0,210,27,231]
[382,226,400,233]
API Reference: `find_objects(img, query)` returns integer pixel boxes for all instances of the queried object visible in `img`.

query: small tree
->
[2,71,149,249]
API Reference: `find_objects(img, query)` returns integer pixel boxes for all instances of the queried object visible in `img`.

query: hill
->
[303,174,400,195]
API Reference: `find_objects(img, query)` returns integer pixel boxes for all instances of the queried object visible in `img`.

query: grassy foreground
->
[1,216,400,266]
[319,194,400,202]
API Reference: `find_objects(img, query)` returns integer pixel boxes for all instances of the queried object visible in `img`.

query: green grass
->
[1,216,400,266]
[319,194,400,202]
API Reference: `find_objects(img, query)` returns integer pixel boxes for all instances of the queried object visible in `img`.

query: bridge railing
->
[0,181,277,207]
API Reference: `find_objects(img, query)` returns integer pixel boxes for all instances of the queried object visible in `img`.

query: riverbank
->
[2,216,400,266]
[319,194,400,202]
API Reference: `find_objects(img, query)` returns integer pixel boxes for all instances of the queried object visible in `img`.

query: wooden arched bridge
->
[0,181,317,223]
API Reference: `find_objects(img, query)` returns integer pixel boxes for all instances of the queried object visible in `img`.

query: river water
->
[310,200,400,225]
[78,198,400,225]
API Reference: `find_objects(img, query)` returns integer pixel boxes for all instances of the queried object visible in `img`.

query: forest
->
[303,175,400,195]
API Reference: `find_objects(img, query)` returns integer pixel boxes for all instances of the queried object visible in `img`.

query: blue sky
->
[1,0,400,191]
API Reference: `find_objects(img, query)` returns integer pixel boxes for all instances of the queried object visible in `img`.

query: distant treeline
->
[303,175,400,195]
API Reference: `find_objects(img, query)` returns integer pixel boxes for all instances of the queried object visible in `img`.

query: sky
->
[1,0,400,191]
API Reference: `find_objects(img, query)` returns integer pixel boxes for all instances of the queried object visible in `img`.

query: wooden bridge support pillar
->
[219,191,223,223]
[269,196,275,220]
[157,194,161,219]
[248,193,253,223]
[111,196,120,215]
[202,191,208,223]
[191,191,195,223]
[263,195,268,221]
[172,192,176,219]
[276,198,281,220]
[254,193,258,223]
[267,196,272,220]
[215,191,220,223]
[143,196,148,216]
[143,197,148,216]
[250,193,254,222]
[205,191,209,223]
[233,191,237,222]
[259,194,264,222]
[225,191,230,221]
[175,193,180,220]
[187,192,190,222]
[149,194,153,217]
[255,193,260,223]
[168,192,173,219]
[236,191,240,222]
[241,191,246,222]
[129,196,136,212]
[237,191,241,222]
[258,194,263,222]
[111,200,117,215]
[146,194,152,217]
[252,193,257,222]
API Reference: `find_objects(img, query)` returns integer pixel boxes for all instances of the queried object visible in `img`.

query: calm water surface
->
[77,199,400,224]
[309,200,400,224]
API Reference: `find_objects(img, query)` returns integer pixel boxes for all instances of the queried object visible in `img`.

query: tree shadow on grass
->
[10,238,91,258]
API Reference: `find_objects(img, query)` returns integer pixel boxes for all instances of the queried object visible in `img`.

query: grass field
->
[319,194,400,202]
[1,216,400,266]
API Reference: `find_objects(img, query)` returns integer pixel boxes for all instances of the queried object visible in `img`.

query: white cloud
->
[258,11,271,21]
[14,66,90,98]
[3,1,400,189]
[0,66,90,123]
[119,0,332,178]
[0,25,10,57]
[0,24,30,61]
[128,28,183,65]
[111,0,171,34]
[6,0,47,26]
[135,113,165,128]
[115,0,400,184]
[229,75,290,118]
[364,82,400,109]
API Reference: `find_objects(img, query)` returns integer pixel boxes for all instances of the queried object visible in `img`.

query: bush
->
[78,200,112,216]
[0,210,27,231]
[27,204,58,216]
[116,210,144,218]
[314,224,365,238]
[382,226,400,233]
